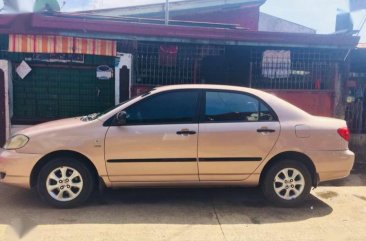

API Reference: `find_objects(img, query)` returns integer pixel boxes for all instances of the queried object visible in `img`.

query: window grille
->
[250,49,341,90]
[133,42,225,86]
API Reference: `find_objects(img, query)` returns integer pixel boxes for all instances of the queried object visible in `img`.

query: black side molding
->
[107,157,262,163]
[107,158,197,163]
[199,157,262,162]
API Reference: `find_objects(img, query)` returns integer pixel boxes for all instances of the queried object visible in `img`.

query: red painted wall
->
[268,90,334,117]
[173,6,260,30]
[131,85,155,96]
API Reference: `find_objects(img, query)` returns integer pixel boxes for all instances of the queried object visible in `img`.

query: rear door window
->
[203,91,276,122]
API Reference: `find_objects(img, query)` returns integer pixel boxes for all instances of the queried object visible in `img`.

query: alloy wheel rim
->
[273,168,305,200]
[46,166,83,202]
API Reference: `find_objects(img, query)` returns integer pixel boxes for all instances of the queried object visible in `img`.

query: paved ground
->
[0,168,366,241]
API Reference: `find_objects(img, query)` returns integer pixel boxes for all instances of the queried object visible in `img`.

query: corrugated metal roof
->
[259,13,316,34]
[78,0,266,17]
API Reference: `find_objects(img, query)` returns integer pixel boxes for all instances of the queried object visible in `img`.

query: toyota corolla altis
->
[0,85,354,208]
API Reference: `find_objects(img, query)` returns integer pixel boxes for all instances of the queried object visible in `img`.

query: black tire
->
[37,156,95,208]
[261,159,312,207]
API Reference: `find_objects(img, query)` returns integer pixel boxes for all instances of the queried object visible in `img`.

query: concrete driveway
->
[0,169,366,241]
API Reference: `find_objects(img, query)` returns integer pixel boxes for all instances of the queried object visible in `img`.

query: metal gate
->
[12,64,115,124]
[345,81,366,133]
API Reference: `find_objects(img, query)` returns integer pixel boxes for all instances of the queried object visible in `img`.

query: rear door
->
[198,90,280,181]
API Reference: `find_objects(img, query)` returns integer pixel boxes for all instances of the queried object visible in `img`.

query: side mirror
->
[114,111,127,126]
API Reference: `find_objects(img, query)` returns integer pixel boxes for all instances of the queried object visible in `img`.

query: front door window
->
[124,90,200,125]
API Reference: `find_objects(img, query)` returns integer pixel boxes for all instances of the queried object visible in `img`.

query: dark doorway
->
[201,56,226,84]
[0,69,6,146]
[119,66,130,103]
[200,46,251,86]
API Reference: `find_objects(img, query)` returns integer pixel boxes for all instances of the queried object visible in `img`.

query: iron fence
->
[132,42,225,86]
[250,49,340,90]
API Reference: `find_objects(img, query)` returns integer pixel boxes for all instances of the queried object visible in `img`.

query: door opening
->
[119,66,130,102]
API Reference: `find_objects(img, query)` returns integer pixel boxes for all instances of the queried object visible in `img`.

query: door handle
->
[257,128,276,133]
[176,129,196,135]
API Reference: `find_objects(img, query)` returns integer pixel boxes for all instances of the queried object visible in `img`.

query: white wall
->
[0,60,11,140]
[259,12,316,34]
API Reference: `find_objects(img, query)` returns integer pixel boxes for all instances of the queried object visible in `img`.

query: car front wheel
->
[261,160,312,207]
[37,157,95,208]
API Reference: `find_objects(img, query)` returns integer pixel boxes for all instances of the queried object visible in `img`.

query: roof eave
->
[0,13,359,50]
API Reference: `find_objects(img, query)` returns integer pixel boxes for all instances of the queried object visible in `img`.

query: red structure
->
[0,13,355,48]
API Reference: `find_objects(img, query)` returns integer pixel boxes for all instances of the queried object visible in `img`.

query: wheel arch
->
[30,150,99,188]
[259,151,318,187]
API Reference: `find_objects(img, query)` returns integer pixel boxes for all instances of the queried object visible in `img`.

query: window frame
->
[199,89,279,124]
[105,89,202,126]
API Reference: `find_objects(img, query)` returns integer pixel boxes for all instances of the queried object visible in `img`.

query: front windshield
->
[80,90,154,121]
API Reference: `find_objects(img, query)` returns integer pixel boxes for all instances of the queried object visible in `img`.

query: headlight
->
[3,135,29,150]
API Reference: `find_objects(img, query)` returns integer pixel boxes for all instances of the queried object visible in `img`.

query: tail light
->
[337,127,350,142]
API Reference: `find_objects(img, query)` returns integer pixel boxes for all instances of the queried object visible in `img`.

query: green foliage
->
[33,0,60,12]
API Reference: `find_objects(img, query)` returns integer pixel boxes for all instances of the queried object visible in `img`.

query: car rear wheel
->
[261,160,312,207]
[37,157,95,208]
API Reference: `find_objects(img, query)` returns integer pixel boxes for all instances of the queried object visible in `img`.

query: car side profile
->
[0,84,354,208]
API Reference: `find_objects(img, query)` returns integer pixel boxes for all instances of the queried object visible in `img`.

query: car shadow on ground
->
[0,185,332,228]
[320,164,366,187]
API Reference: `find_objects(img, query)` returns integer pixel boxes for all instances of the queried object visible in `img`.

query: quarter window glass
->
[124,90,199,124]
[205,91,275,122]
[259,103,275,121]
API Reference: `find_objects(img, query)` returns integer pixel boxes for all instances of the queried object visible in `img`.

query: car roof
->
[154,84,254,92]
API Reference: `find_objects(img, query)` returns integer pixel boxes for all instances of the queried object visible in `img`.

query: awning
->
[8,34,117,56]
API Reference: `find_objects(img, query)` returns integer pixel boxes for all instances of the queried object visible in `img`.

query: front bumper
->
[308,149,355,183]
[0,148,42,188]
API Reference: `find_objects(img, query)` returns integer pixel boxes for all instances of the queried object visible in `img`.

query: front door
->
[198,90,280,181]
[105,90,200,182]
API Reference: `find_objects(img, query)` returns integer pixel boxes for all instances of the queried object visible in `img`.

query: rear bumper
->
[308,149,355,183]
[0,148,42,188]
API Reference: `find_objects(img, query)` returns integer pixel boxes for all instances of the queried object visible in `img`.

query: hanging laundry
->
[159,45,178,67]
[262,50,291,79]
